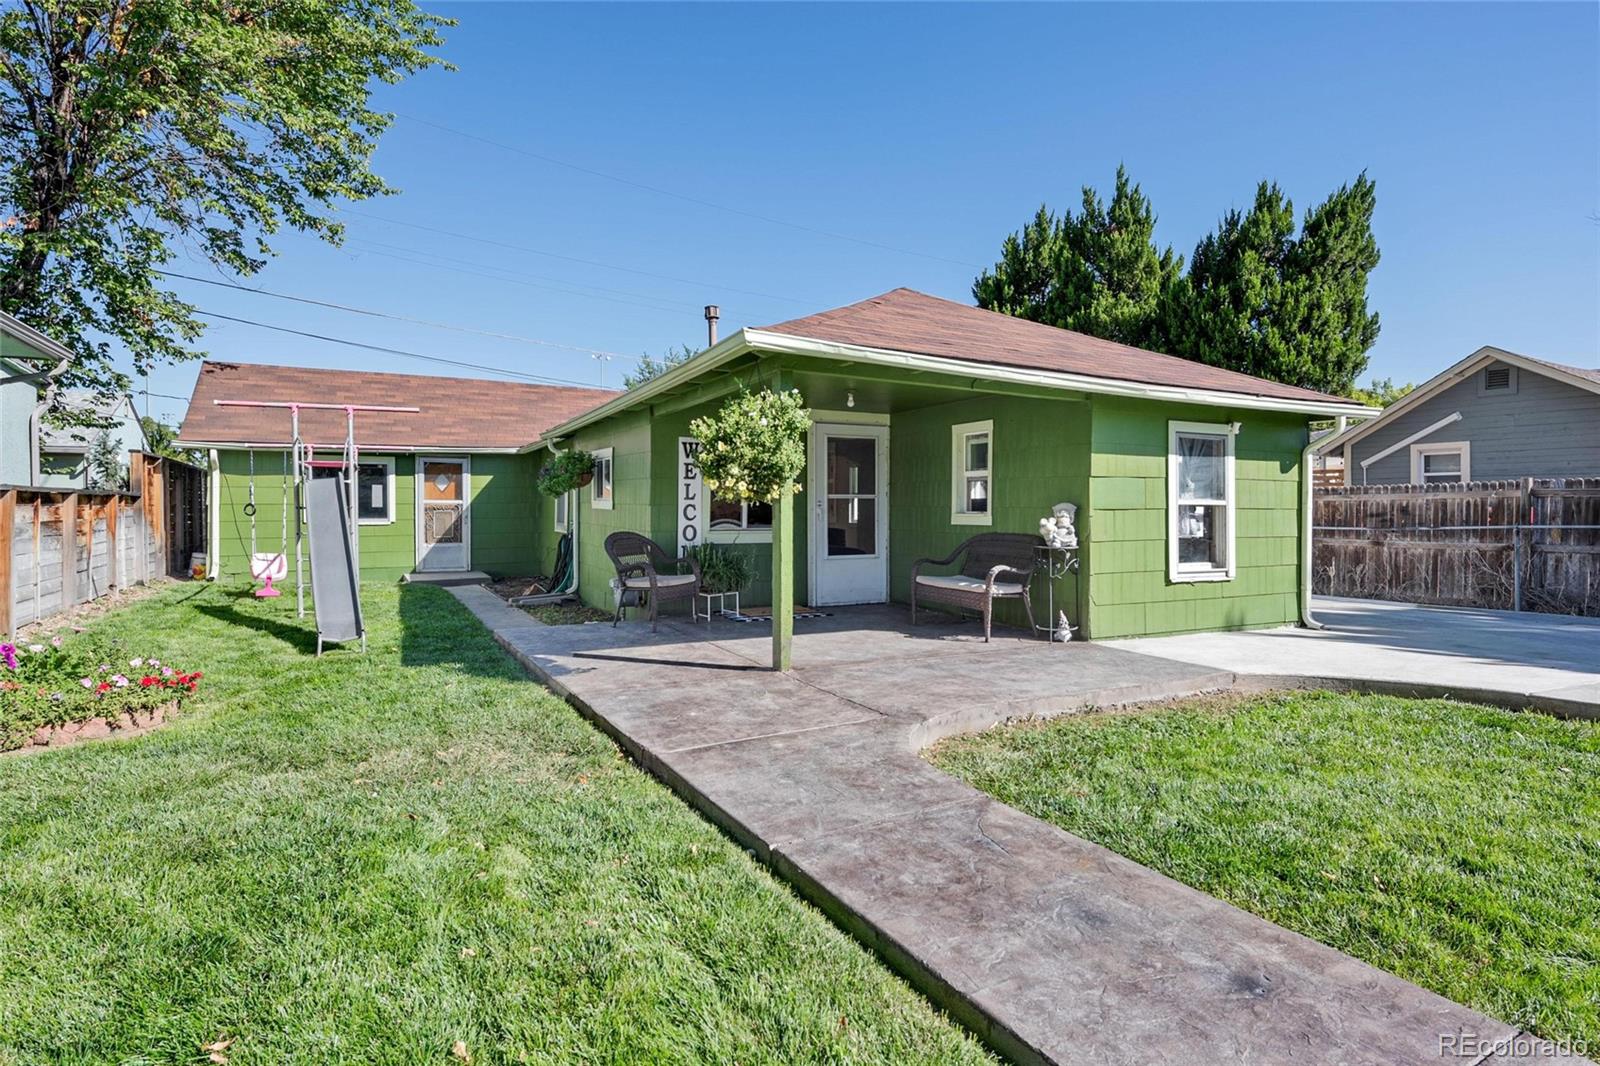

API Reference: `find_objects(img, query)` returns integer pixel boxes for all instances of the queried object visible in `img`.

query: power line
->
[194,310,608,388]
[396,111,985,270]
[160,269,645,361]
[343,241,700,317]
[343,208,811,308]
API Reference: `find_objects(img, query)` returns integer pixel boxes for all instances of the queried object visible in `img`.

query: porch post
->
[771,488,793,671]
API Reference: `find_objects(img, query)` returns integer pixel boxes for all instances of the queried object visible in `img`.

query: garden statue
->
[1039,502,1078,549]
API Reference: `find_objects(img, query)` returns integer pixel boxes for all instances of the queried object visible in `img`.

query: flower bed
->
[1,632,203,752]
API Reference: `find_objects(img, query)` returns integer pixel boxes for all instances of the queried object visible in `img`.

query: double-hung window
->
[553,490,570,532]
[951,420,993,525]
[1410,442,1470,486]
[591,448,614,509]
[1168,421,1236,582]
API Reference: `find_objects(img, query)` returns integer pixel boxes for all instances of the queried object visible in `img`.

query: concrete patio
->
[451,587,1586,1065]
[1111,596,1600,718]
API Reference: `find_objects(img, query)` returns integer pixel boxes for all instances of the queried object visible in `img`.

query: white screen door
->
[416,457,470,571]
[809,424,888,605]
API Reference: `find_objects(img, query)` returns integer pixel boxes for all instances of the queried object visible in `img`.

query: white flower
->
[27,644,43,654]
[129,658,144,668]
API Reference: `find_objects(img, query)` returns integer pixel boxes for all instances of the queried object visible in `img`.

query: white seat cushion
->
[621,573,697,590]
[914,574,1024,596]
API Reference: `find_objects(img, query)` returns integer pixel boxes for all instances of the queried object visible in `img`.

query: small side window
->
[951,419,993,525]
[1168,421,1236,582]
[591,448,614,510]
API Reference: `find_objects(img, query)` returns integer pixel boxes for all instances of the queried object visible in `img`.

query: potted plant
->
[687,543,753,595]
[537,450,595,497]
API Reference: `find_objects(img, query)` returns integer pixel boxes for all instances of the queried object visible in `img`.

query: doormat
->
[724,605,832,623]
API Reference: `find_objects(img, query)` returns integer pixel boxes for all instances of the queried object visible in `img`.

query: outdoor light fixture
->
[846,390,855,408]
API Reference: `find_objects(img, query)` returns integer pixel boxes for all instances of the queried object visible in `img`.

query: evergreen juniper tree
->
[974,166,1182,348]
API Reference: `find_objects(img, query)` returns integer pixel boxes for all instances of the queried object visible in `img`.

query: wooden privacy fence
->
[0,453,204,638]
[1313,478,1600,616]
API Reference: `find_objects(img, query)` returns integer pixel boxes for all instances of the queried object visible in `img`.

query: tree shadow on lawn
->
[398,582,530,680]
[193,593,320,656]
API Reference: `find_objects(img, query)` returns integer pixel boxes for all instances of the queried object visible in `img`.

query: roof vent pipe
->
[704,305,719,347]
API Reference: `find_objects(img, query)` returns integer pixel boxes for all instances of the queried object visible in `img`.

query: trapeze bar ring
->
[242,502,257,517]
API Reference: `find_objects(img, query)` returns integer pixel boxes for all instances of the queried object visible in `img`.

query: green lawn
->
[0,582,993,1066]
[929,692,1600,1045]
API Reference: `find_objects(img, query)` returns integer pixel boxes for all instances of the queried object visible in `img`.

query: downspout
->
[517,439,580,604]
[1299,432,1323,629]
[207,448,221,581]
[27,396,46,485]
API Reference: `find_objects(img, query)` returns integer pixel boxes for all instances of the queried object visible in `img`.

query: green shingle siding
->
[213,449,549,583]
[1083,397,1306,640]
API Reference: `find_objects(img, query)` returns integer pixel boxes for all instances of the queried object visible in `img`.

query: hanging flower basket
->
[538,450,596,497]
[689,388,811,502]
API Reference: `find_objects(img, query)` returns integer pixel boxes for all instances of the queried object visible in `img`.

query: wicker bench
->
[604,532,702,631]
[910,532,1043,641]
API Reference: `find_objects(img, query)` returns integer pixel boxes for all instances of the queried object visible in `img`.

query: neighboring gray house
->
[37,391,149,489]
[1318,346,1600,486]
[1,310,75,487]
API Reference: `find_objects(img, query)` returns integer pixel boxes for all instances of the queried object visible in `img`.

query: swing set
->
[216,399,420,654]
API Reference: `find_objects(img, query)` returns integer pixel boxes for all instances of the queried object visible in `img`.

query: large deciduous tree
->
[0,0,450,404]
[974,166,1182,349]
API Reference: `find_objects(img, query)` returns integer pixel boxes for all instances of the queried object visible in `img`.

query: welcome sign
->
[678,437,706,554]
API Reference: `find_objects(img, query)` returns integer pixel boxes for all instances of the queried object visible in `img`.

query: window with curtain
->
[951,419,993,524]
[1168,423,1235,580]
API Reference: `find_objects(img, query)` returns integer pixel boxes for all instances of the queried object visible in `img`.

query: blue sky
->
[141,2,1598,426]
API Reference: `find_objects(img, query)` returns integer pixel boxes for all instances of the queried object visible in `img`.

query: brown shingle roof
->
[760,288,1360,406]
[178,361,617,451]
[1520,353,1600,386]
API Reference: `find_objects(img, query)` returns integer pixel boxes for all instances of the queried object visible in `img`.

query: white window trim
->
[314,453,394,525]
[553,489,570,532]
[950,419,994,526]
[707,499,774,543]
[1410,441,1471,485]
[1167,420,1237,584]
[590,447,614,510]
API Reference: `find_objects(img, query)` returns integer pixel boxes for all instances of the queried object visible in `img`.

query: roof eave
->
[536,327,1373,444]
[745,330,1376,418]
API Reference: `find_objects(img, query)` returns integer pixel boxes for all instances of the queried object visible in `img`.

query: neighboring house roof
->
[38,391,144,454]
[0,309,74,370]
[543,288,1374,440]
[177,361,618,452]
[1316,345,1600,457]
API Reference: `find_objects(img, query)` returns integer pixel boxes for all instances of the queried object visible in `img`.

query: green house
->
[537,289,1373,640]
[177,361,614,583]
[178,290,1371,640]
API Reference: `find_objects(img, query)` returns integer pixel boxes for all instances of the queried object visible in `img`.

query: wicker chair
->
[910,532,1043,642]
[603,532,702,631]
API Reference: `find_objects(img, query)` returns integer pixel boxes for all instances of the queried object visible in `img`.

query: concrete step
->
[402,569,490,587]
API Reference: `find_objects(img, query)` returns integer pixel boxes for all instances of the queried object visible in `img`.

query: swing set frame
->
[214,399,420,618]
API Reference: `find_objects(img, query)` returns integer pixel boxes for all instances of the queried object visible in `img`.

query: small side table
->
[693,589,741,622]
[1032,544,1080,642]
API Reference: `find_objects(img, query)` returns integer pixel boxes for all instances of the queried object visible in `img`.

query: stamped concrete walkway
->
[1110,596,1600,719]
[450,587,1585,1065]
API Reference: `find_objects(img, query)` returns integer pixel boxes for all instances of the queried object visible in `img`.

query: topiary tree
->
[689,387,810,669]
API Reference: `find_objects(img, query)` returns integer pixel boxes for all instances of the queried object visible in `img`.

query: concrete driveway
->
[1108,596,1600,716]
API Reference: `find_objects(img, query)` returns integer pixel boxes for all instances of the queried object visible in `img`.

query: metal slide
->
[305,475,365,655]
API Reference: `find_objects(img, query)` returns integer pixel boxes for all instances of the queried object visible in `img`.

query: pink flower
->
[50,636,62,648]
[112,674,129,688]
[79,677,93,689]
[162,666,174,677]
